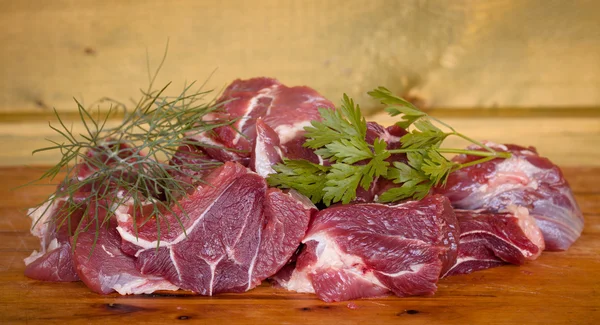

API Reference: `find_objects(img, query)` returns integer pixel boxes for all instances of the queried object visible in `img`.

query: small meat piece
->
[443,206,545,277]
[435,142,583,251]
[72,203,179,295]
[278,195,459,302]
[252,188,316,280]
[24,142,154,284]
[168,141,222,189]
[250,118,283,177]
[116,162,314,295]
[24,198,82,282]
[190,78,335,164]
[74,141,139,180]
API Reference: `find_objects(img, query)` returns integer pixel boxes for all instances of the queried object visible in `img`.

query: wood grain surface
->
[1,0,599,114]
[0,166,598,324]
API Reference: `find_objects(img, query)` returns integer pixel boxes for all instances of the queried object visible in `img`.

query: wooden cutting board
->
[1,166,598,324]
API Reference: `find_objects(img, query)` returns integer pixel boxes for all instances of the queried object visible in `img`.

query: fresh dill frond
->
[27,49,231,249]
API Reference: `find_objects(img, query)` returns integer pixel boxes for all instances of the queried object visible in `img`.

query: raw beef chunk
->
[435,142,583,251]
[116,162,315,295]
[168,141,222,189]
[190,78,335,165]
[278,195,459,302]
[24,141,159,285]
[443,206,545,277]
[72,203,179,295]
[24,198,82,282]
[250,118,283,177]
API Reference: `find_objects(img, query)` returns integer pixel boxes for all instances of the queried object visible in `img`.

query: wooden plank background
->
[0,0,599,166]
[1,0,599,113]
[2,113,599,167]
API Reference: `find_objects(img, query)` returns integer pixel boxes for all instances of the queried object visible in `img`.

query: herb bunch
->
[28,49,230,244]
[267,87,511,205]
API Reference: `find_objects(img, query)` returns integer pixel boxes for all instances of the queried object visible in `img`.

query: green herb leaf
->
[368,86,425,129]
[400,120,447,149]
[323,163,364,205]
[267,160,329,204]
[304,94,367,150]
[421,149,456,187]
[271,86,511,205]
[317,138,373,164]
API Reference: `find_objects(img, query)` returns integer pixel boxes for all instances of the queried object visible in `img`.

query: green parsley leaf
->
[316,138,372,164]
[323,163,364,205]
[400,120,447,149]
[270,86,511,206]
[421,149,456,187]
[379,156,430,202]
[267,159,329,204]
[304,94,367,150]
[368,86,425,129]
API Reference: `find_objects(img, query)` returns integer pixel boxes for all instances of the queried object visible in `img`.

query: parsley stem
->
[387,148,510,159]
[456,156,496,169]
[436,148,511,158]
[448,132,494,153]
[425,116,493,153]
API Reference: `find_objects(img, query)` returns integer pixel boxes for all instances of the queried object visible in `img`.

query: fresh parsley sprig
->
[267,87,511,206]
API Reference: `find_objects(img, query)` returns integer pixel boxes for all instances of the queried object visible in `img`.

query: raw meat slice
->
[168,141,222,189]
[116,162,314,295]
[73,141,139,181]
[250,118,283,177]
[435,142,583,250]
[189,77,335,164]
[24,198,82,282]
[23,142,149,283]
[443,206,545,277]
[278,195,459,302]
[251,188,316,280]
[72,202,179,295]
[189,131,250,165]
[364,122,407,158]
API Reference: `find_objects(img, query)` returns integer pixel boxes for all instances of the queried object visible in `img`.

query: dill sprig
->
[27,48,231,249]
[267,87,511,205]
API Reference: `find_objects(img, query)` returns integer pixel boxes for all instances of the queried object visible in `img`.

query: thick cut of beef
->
[190,78,335,165]
[435,142,583,251]
[364,122,407,155]
[443,206,545,277]
[116,162,315,295]
[24,142,146,283]
[73,141,139,181]
[24,198,82,282]
[278,195,459,302]
[72,203,179,295]
[168,141,222,188]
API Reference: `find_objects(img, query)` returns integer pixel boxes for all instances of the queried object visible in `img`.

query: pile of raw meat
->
[24,78,584,302]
